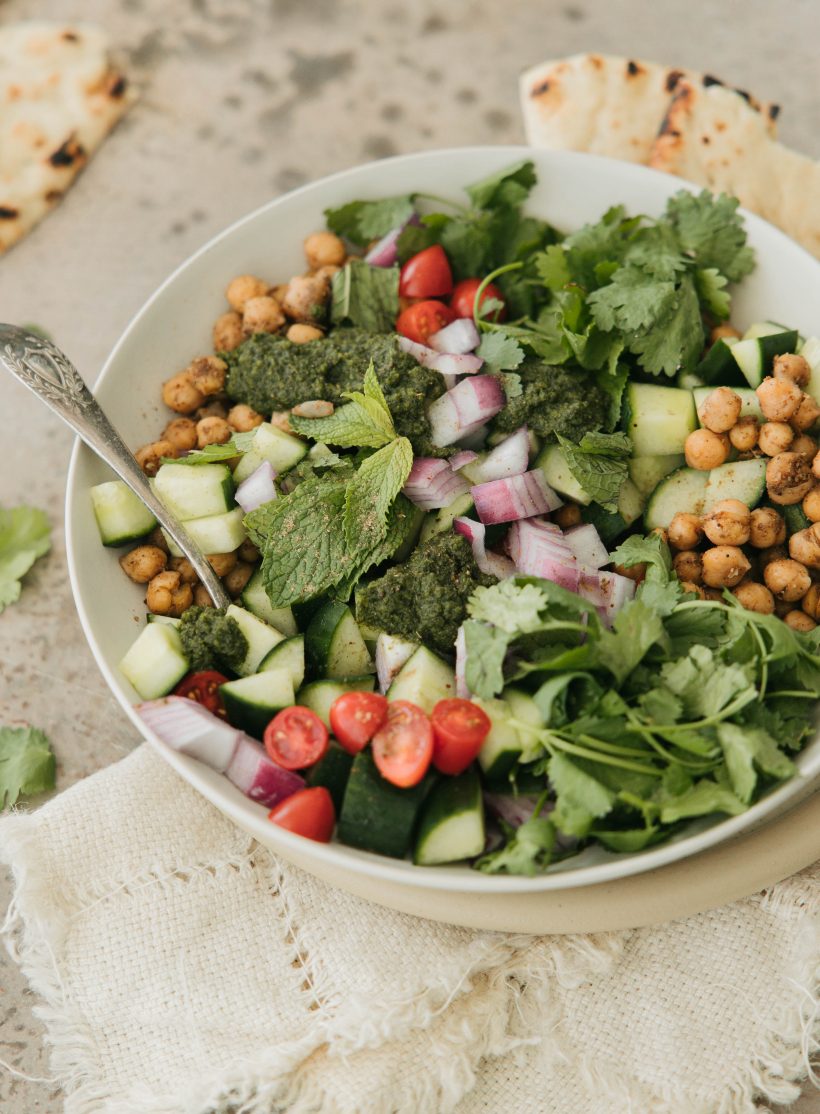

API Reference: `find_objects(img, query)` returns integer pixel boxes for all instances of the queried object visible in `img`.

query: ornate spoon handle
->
[0,324,231,609]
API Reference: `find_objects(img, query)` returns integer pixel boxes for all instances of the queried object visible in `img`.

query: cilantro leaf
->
[344,436,413,549]
[631,272,704,376]
[476,816,555,876]
[467,580,549,634]
[0,725,56,810]
[465,159,537,210]
[610,532,673,583]
[665,190,755,283]
[289,362,396,448]
[657,778,746,823]
[324,195,415,246]
[695,268,731,320]
[475,331,525,372]
[535,244,571,291]
[623,222,687,280]
[549,753,615,837]
[595,598,667,684]
[330,259,399,332]
[0,506,51,613]
[588,268,676,333]
[556,431,631,511]
[660,645,756,721]
[462,621,510,699]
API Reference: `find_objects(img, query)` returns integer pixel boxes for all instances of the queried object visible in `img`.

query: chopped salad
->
[91,161,820,874]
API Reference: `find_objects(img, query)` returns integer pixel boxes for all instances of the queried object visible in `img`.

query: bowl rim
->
[65,144,820,894]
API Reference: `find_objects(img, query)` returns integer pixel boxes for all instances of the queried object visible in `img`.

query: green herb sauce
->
[490,361,609,444]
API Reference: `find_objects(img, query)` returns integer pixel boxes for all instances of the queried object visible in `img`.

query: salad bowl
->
[65,147,820,917]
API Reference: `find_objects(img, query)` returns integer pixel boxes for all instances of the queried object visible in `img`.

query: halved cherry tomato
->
[264,706,328,770]
[371,700,434,788]
[268,787,335,842]
[399,244,453,298]
[329,691,389,755]
[450,277,507,322]
[430,698,492,776]
[396,299,457,345]
[174,670,229,719]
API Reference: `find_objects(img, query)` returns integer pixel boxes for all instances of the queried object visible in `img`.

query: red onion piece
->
[428,317,481,354]
[428,376,506,448]
[375,633,417,694]
[578,570,636,627]
[137,697,240,772]
[225,734,305,807]
[364,213,418,266]
[450,449,479,472]
[472,469,562,525]
[469,426,530,484]
[234,460,277,514]
[453,516,515,579]
[455,625,470,698]
[397,335,482,376]
[507,520,581,587]
[402,457,470,510]
[563,524,610,571]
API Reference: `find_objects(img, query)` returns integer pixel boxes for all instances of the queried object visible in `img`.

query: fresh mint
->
[556,431,632,512]
[0,506,51,613]
[289,362,396,448]
[330,259,399,333]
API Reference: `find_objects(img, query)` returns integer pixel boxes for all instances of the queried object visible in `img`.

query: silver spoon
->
[0,324,232,608]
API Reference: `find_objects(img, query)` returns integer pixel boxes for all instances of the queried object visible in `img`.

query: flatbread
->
[520,53,777,165]
[650,79,820,259]
[0,21,134,254]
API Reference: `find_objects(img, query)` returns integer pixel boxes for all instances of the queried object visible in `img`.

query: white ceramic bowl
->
[66,146,820,906]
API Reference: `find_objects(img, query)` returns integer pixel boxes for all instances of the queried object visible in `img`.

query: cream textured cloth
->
[1,743,818,1114]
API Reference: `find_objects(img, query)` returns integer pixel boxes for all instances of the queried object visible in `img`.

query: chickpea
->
[667,512,703,550]
[729,416,760,452]
[196,399,228,421]
[145,570,193,617]
[710,323,741,343]
[785,610,816,632]
[286,323,324,344]
[792,433,817,458]
[196,416,232,448]
[763,558,812,602]
[162,372,204,415]
[701,499,751,546]
[702,587,725,602]
[147,525,169,554]
[193,584,215,608]
[187,355,227,397]
[733,581,775,614]
[801,583,820,620]
[756,376,803,422]
[243,295,286,335]
[789,523,820,569]
[773,352,811,389]
[119,545,167,584]
[223,561,253,597]
[758,544,789,571]
[270,410,293,434]
[168,556,198,585]
[613,563,646,584]
[303,230,346,270]
[748,507,786,549]
[813,451,820,481]
[162,417,198,452]
[766,452,814,504]
[684,428,729,470]
[213,311,244,353]
[701,546,751,588]
[314,264,342,281]
[291,399,334,419]
[673,550,703,584]
[135,439,176,477]
[679,581,705,599]
[803,488,820,523]
[226,274,269,312]
[758,421,794,457]
[554,503,582,529]
[698,387,742,433]
[207,552,238,577]
[271,283,289,303]
[281,274,330,322]
[791,394,820,432]
[227,404,264,432]
[238,539,260,563]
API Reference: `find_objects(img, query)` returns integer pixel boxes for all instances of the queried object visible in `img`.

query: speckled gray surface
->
[1,0,819,1109]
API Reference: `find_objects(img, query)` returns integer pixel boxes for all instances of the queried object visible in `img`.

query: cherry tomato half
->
[174,670,229,719]
[264,706,329,770]
[450,277,507,322]
[329,691,389,755]
[268,787,335,842]
[396,299,457,345]
[371,700,434,788]
[399,244,453,298]
[431,698,492,776]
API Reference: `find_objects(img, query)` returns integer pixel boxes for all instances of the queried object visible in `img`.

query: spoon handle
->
[0,324,232,609]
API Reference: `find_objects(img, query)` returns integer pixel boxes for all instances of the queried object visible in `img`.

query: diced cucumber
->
[239,568,297,635]
[628,455,686,499]
[623,383,697,457]
[742,320,791,341]
[503,688,545,764]
[693,386,762,423]
[702,459,767,512]
[390,503,427,564]
[226,603,285,676]
[732,330,799,388]
[695,337,743,386]
[305,601,372,680]
[413,768,485,866]
[232,423,308,482]
[535,443,592,505]
[163,507,246,557]
[119,623,188,700]
[219,668,294,738]
[419,492,475,544]
[458,455,487,485]
[617,478,645,526]
[305,741,353,813]
[800,337,820,405]
[90,480,157,547]
[387,646,455,714]
[258,635,305,690]
[784,504,811,534]
[146,614,181,627]
[644,468,709,530]
[476,697,523,781]
[580,504,628,545]
[338,749,432,858]
[296,676,375,728]
[153,462,233,521]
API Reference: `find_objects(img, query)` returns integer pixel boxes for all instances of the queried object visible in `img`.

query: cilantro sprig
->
[0,725,56,810]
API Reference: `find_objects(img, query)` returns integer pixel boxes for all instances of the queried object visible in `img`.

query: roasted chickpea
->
[119,545,167,584]
[801,583,820,620]
[270,410,293,434]
[196,416,232,448]
[756,376,803,422]
[162,417,198,452]
[286,323,324,344]
[733,581,775,614]
[213,311,244,353]
[748,507,786,549]
[813,450,820,481]
[168,556,198,585]
[789,523,820,569]
[667,512,703,551]
[766,452,814,505]
[702,499,751,546]
[304,230,346,270]
[758,544,789,571]
[673,550,703,584]
[238,539,260,563]
[698,387,742,433]
[145,570,193,617]
[135,439,176,477]
[281,274,330,322]
[554,503,582,529]
[758,421,794,457]
[227,404,264,432]
[684,428,729,470]
[193,584,215,608]
[773,352,811,389]
[791,394,820,432]
[791,433,817,458]
[785,609,816,631]
[729,416,760,452]
[679,581,705,599]
[803,488,820,523]
[243,295,286,335]
[291,399,334,419]
[613,563,646,584]
[207,552,238,577]
[763,558,812,602]
[701,546,751,588]
[187,355,227,396]
[710,323,741,343]
[223,561,253,597]
[226,274,269,312]
[162,372,204,415]
[196,399,229,421]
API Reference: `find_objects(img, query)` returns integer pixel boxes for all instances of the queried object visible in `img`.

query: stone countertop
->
[1,0,818,1109]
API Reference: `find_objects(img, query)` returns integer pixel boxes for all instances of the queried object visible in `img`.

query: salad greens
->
[0,725,55,810]
[330,258,399,333]
[556,430,632,511]
[0,505,51,613]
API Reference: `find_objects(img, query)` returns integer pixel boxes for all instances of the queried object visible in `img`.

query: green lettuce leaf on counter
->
[0,506,51,613]
[0,726,55,810]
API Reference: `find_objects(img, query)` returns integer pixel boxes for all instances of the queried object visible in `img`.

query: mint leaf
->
[0,506,51,613]
[0,725,55,810]
[631,273,704,376]
[588,267,676,333]
[664,190,755,283]
[465,159,537,210]
[475,330,525,372]
[344,436,413,549]
[556,431,631,511]
[290,361,396,449]
[324,195,415,246]
[549,753,615,837]
[163,430,258,466]
[330,259,399,332]
[462,621,510,699]
[695,268,731,320]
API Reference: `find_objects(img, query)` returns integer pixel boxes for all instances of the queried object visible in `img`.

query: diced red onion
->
[450,449,479,472]
[507,520,581,588]
[137,697,239,772]
[234,460,277,514]
[468,426,530,484]
[428,376,506,448]
[578,569,636,627]
[225,734,305,807]
[453,516,515,579]
[397,335,483,376]
[428,317,481,354]
[402,457,470,510]
[472,469,562,525]
[364,213,418,266]
[455,625,470,698]
[375,633,417,694]
[563,524,610,571]
[506,520,574,565]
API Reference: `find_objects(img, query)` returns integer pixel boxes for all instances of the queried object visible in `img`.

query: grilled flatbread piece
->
[0,21,134,254]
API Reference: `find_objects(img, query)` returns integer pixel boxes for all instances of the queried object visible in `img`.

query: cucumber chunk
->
[163,507,246,557]
[338,749,432,858]
[476,696,523,781]
[305,601,372,680]
[800,337,820,405]
[226,603,285,676]
[90,480,157,547]
[732,330,799,388]
[220,668,294,738]
[305,742,354,813]
[617,478,645,526]
[413,768,485,866]
[258,635,305,690]
[232,423,308,483]
[628,455,686,499]
[624,383,697,457]
[146,614,181,627]
[784,504,811,535]
[696,337,743,386]
[153,462,233,521]
[296,676,375,728]
[535,443,592,505]
[419,492,476,544]
[239,569,298,635]
[702,459,767,512]
[693,387,761,422]
[742,321,791,341]
[387,646,455,714]
[644,468,709,530]
[503,688,545,764]
[119,623,189,699]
